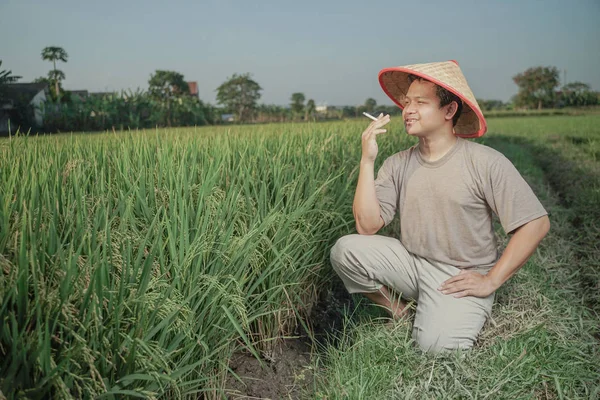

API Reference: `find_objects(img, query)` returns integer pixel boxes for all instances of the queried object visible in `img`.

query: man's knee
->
[329,234,377,292]
[330,234,363,269]
[413,327,475,354]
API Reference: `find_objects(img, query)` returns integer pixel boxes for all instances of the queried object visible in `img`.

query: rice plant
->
[0,120,410,398]
[4,116,596,398]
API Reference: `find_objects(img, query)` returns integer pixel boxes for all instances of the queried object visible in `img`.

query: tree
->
[512,66,560,109]
[41,46,68,99]
[563,81,591,93]
[34,76,50,84]
[32,75,68,102]
[341,106,355,118]
[305,99,316,121]
[290,92,305,116]
[148,70,191,127]
[48,69,65,84]
[149,70,189,97]
[476,99,506,111]
[216,73,262,123]
[256,104,289,123]
[560,82,598,107]
[0,60,21,86]
[364,98,377,113]
[33,76,58,101]
[0,60,21,102]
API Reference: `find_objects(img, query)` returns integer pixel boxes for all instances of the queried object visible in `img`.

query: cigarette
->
[362,112,378,121]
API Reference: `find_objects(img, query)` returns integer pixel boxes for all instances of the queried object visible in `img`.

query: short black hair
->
[407,74,463,126]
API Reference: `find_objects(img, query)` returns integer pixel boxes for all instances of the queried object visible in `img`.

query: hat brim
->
[378,67,487,138]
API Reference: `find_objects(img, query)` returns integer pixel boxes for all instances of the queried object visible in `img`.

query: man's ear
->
[445,101,458,121]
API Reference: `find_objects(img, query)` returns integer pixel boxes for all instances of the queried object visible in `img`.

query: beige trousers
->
[330,234,495,353]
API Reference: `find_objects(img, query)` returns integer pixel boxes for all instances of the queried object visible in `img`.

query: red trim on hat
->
[377,66,487,138]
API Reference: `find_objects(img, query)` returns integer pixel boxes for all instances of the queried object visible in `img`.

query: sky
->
[1,0,599,107]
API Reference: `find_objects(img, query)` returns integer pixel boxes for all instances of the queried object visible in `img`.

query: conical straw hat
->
[378,60,487,138]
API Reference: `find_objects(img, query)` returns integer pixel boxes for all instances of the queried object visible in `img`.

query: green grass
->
[310,115,600,399]
[483,109,572,118]
[1,116,598,398]
[482,106,600,119]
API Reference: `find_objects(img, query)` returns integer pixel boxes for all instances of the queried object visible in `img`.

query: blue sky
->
[1,0,599,106]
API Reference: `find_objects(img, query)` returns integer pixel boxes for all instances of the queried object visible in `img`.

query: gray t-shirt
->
[374,137,548,269]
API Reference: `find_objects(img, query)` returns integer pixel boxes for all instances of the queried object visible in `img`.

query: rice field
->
[1,115,599,398]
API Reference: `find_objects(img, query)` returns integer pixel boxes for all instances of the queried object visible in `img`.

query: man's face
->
[402,79,451,137]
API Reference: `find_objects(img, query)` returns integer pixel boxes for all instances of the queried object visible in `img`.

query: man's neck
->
[418,131,458,162]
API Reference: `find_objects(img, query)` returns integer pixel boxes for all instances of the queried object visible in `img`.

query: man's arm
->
[486,215,550,289]
[353,160,385,235]
[439,215,550,298]
[353,113,390,235]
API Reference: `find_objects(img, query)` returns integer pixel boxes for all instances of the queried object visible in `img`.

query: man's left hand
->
[438,270,497,298]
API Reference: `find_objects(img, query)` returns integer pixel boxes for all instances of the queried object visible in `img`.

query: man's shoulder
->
[382,144,417,166]
[461,138,507,166]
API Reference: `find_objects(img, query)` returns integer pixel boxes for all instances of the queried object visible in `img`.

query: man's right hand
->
[361,113,391,163]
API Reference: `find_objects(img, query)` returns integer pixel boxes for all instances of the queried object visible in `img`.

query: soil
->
[305,279,357,346]
[224,340,313,400]
[223,280,356,399]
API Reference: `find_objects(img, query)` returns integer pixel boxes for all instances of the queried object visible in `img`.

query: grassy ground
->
[482,106,600,119]
[309,115,600,399]
[0,115,598,398]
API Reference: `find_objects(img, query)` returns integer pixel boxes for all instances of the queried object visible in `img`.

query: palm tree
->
[48,69,65,83]
[0,60,21,102]
[41,46,68,98]
[0,60,21,86]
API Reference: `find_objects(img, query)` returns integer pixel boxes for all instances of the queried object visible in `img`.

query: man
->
[330,60,550,353]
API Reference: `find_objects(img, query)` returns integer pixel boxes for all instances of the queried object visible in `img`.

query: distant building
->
[316,103,328,113]
[0,83,49,133]
[68,90,89,102]
[187,81,199,97]
[89,91,116,99]
[221,113,234,122]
